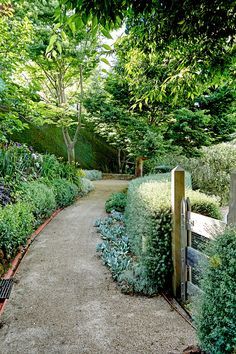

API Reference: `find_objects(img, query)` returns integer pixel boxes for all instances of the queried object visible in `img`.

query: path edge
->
[0,208,62,316]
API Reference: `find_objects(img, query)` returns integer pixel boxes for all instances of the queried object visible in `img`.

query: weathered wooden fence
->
[171,166,236,301]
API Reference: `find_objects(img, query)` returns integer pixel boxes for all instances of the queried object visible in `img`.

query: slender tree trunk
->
[60,65,84,164]
[135,157,145,177]
[67,145,75,164]
[118,149,122,173]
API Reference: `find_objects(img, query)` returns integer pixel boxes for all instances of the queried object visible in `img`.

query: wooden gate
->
[171,166,236,300]
[180,197,226,302]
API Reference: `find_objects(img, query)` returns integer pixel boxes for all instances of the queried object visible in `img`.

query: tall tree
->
[15,1,99,163]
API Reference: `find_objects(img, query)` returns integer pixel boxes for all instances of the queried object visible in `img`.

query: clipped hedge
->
[0,202,34,261]
[18,181,56,226]
[105,192,127,213]
[195,228,236,354]
[125,177,221,293]
[141,172,192,188]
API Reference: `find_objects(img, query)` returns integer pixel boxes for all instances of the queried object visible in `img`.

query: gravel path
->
[0,180,196,354]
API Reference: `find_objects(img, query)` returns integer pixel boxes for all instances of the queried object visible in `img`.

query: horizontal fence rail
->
[187,212,226,240]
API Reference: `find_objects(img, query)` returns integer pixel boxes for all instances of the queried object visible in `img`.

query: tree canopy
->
[0,0,235,173]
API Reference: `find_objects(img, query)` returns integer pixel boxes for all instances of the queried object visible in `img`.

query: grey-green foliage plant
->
[96,212,132,281]
[78,177,94,196]
[18,181,56,226]
[0,202,34,259]
[83,169,102,180]
[105,192,127,213]
[194,228,236,354]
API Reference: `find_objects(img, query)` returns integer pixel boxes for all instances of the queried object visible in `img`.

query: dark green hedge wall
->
[13,123,117,171]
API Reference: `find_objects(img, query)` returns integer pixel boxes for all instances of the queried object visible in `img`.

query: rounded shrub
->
[46,178,78,208]
[18,181,56,225]
[83,170,102,181]
[78,178,94,196]
[0,202,34,259]
[195,228,236,353]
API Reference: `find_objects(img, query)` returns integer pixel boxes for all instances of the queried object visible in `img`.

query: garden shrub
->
[179,143,236,205]
[42,178,78,208]
[40,154,62,180]
[0,202,34,259]
[41,154,82,187]
[18,181,56,225]
[95,211,164,295]
[195,228,236,354]
[60,163,82,187]
[141,172,192,189]
[78,177,94,196]
[105,192,127,213]
[83,169,102,180]
[125,178,221,293]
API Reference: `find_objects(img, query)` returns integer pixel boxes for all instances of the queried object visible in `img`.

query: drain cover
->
[0,279,14,300]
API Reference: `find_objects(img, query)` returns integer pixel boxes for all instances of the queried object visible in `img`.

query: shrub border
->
[0,208,62,316]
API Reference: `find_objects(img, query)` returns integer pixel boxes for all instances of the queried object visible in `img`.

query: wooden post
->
[227,171,236,226]
[171,166,185,298]
[186,198,192,285]
[180,198,187,302]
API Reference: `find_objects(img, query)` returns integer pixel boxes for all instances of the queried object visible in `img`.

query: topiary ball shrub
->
[105,192,127,213]
[43,178,78,208]
[194,228,236,354]
[18,181,56,226]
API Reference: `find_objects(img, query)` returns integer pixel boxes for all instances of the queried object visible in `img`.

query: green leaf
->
[61,30,67,41]
[101,27,112,39]
[49,34,57,47]
[75,17,84,29]
[69,21,76,34]
[56,42,62,54]
[102,44,112,51]
[101,57,110,66]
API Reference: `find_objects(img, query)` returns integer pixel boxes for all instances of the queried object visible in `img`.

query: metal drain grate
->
[0,279,14,300]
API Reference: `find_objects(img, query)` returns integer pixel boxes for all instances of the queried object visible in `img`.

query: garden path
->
[0,180,196,354]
